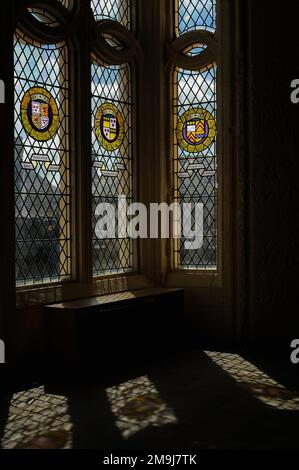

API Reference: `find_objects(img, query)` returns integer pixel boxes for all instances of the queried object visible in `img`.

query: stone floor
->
[1,349,299,449]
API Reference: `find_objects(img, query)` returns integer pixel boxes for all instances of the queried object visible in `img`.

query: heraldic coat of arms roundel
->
[176,107,216,154]
[95,103,124,152]
[21,87,59,142]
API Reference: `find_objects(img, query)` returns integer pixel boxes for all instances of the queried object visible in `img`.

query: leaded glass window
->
[173,0,217,270]
[91,2,134,277]
[91,0,131,28]
[176,0,216,35]
[14,32,71,286]
[91,61,133,276]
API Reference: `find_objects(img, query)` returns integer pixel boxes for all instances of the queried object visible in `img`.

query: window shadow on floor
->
[1,349,299,449]
[58,350,299,449]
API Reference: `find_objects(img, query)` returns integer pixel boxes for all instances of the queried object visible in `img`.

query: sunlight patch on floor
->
[204,351,299,412]
[1,386,73,449]
[106,375,178,439]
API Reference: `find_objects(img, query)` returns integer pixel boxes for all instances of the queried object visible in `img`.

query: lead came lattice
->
[173,1,217,270]
[14,32,71,286]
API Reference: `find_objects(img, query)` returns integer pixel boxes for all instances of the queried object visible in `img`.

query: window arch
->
[14,24,71,286]
[91,2,138,277]
[171,0,218,271]
[10,1,234,308]
[13,1,138,290]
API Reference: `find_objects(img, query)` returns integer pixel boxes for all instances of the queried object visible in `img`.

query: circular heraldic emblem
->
[95,103,124,152]
[21,87,59,142]
[176,107,216,153]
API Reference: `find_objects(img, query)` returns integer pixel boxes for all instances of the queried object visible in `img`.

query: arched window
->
[13,1,138,293]
[10,1,235,312]
[171,0,218,271]
[14,20,71,286]
[91,2,135,276]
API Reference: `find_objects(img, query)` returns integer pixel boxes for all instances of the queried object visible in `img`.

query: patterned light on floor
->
[106,376,177,439]
[205,351,299,412]
[1,386,73,449]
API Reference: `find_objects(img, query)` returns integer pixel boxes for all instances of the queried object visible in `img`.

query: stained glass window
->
[176,0,216,35]
[91,59,134,276]
[91,0,131,29]
[14,32,71,286]
[173,2,217,270]
[91,0,134,277]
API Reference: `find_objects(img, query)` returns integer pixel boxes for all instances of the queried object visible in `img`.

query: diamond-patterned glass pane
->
[91,60,134,276]
[91,0,130,29]
[173,65,217,270]
[14,32,71,286]
[176,0,216,34]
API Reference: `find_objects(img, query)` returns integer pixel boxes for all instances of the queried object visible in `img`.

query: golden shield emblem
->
[95,103,124,151]
[176,107,216,153]
[21,87,59,142]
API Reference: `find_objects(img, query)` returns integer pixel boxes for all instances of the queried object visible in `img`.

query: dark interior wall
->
[0,1,15,346]
[246,1,299,344]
